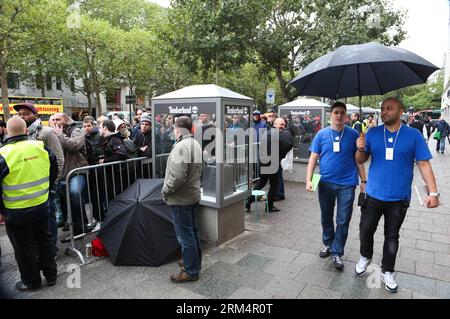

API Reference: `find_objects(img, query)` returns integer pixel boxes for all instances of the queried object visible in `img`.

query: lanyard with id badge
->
[384,125,401,161]
[331,127,345,153]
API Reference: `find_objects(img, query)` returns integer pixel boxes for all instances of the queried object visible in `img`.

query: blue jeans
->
[171,203,201,277]
[440,137,446,153]
[276,172,285,198]
[59,175,88,235]
[318,181,356,257]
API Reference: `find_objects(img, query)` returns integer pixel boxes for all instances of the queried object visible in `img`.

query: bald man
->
[246,118,293,213]
[0,116,58,292]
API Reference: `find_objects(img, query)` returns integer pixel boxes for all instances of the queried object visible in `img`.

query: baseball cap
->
[13,102,38,114]
[253,110,261,115]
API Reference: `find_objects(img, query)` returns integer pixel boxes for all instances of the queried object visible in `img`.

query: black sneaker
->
[319,246,331,258]
[268,206,280,212]
[15,281,41,292]
[46,277,57,286]
[332,255,344,270]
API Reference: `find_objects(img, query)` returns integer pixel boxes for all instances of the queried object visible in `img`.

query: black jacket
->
[259,128,294,168]
[133,130,152,157]
[102,133,128,163]
[0,135,58,214]
[85,127,104,165]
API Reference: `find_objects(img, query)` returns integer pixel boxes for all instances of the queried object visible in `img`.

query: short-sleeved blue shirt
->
[309,126,359,186]
[365,124,432,201]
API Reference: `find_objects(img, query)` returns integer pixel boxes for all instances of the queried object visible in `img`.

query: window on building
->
[46,74,52,91]
[7,72,19,89]
[56,77,62,90]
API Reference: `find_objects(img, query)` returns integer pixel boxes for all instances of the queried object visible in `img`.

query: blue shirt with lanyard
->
[364,124,432,201]
[310,126,359,186]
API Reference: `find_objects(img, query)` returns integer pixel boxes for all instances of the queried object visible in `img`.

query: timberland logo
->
[168,106,196,114]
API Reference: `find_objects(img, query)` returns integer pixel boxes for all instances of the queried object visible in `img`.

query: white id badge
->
[385,148,394,160]
[333,142,340,153]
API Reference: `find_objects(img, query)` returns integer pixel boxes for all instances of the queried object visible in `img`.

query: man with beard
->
[355,97,439,293]
[52,113,89,240]
[15,103,64,251]
[14,103,64,178]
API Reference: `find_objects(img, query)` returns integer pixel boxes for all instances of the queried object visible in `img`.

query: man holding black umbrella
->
[355,97,439,293]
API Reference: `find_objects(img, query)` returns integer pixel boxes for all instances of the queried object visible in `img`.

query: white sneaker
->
[93,222,101,232]
[355,256,371,275]
[381,271,398,293]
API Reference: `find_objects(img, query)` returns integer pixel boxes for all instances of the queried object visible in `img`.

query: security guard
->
[0,117,58,291]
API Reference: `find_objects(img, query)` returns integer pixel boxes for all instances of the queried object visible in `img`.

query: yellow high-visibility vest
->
[0,140,50,209]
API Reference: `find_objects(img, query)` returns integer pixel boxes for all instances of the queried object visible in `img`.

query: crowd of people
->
[0,98,444,292]
[0,104,154,291]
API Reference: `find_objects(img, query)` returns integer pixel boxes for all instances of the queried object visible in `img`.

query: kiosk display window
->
[223,105,250,198]
[280,107,330,162]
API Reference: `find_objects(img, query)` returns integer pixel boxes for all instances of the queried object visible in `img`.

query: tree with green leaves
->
[64,15,128,116]
[0,0,67,119]
[169,0,269,85]
[254,0,407,102]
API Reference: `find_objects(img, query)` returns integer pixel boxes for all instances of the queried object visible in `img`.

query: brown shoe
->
[178,259,184,268]
[170,270,199,283]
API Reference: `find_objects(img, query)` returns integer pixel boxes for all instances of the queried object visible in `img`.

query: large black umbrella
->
[98,179,179,266]
[289,42,439,111]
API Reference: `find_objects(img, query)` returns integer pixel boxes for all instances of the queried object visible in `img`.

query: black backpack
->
[123,138,138,159]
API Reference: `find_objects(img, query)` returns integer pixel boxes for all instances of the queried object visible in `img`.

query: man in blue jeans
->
[306,102,367,270]
[162,116,202,283]
[356,97,439,293]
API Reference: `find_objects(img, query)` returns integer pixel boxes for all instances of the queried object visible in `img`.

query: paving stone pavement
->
[1,139,449,299]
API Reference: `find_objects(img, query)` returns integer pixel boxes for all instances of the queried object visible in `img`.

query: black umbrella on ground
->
[289,42,440,113]
[97,179,179,266]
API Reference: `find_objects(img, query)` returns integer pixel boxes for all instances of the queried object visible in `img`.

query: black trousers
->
[247,168,280,210]
[359,195,408,273]
[5,202,57,287]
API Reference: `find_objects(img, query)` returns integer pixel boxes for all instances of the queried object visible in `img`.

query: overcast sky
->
[150,0,449,67]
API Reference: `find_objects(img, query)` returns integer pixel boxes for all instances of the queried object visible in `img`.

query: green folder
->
[312,173,321,191]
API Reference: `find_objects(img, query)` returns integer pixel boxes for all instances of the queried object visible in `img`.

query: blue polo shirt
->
[365,124,432,201]
[309,126,359,186]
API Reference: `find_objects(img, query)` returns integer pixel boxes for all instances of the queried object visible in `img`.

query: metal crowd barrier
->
[63,157,152,264]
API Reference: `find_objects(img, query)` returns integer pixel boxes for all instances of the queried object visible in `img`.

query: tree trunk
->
[95,85,102,117]
[87,93,93,116]
[274,64,291,103]
[0,42,11,120]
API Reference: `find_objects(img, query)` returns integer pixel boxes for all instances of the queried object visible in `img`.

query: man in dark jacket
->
[1,117,58,291]
[99,120,128,211]
[83,116,104,223]
[246,118,293,212]
[409,115,424,136]
[133,116,152,158]
[435,117,450,154]
[83,116,104,165]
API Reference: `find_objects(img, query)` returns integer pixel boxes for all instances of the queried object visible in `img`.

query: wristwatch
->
[428,192,440,197]
[360,180,367,183]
